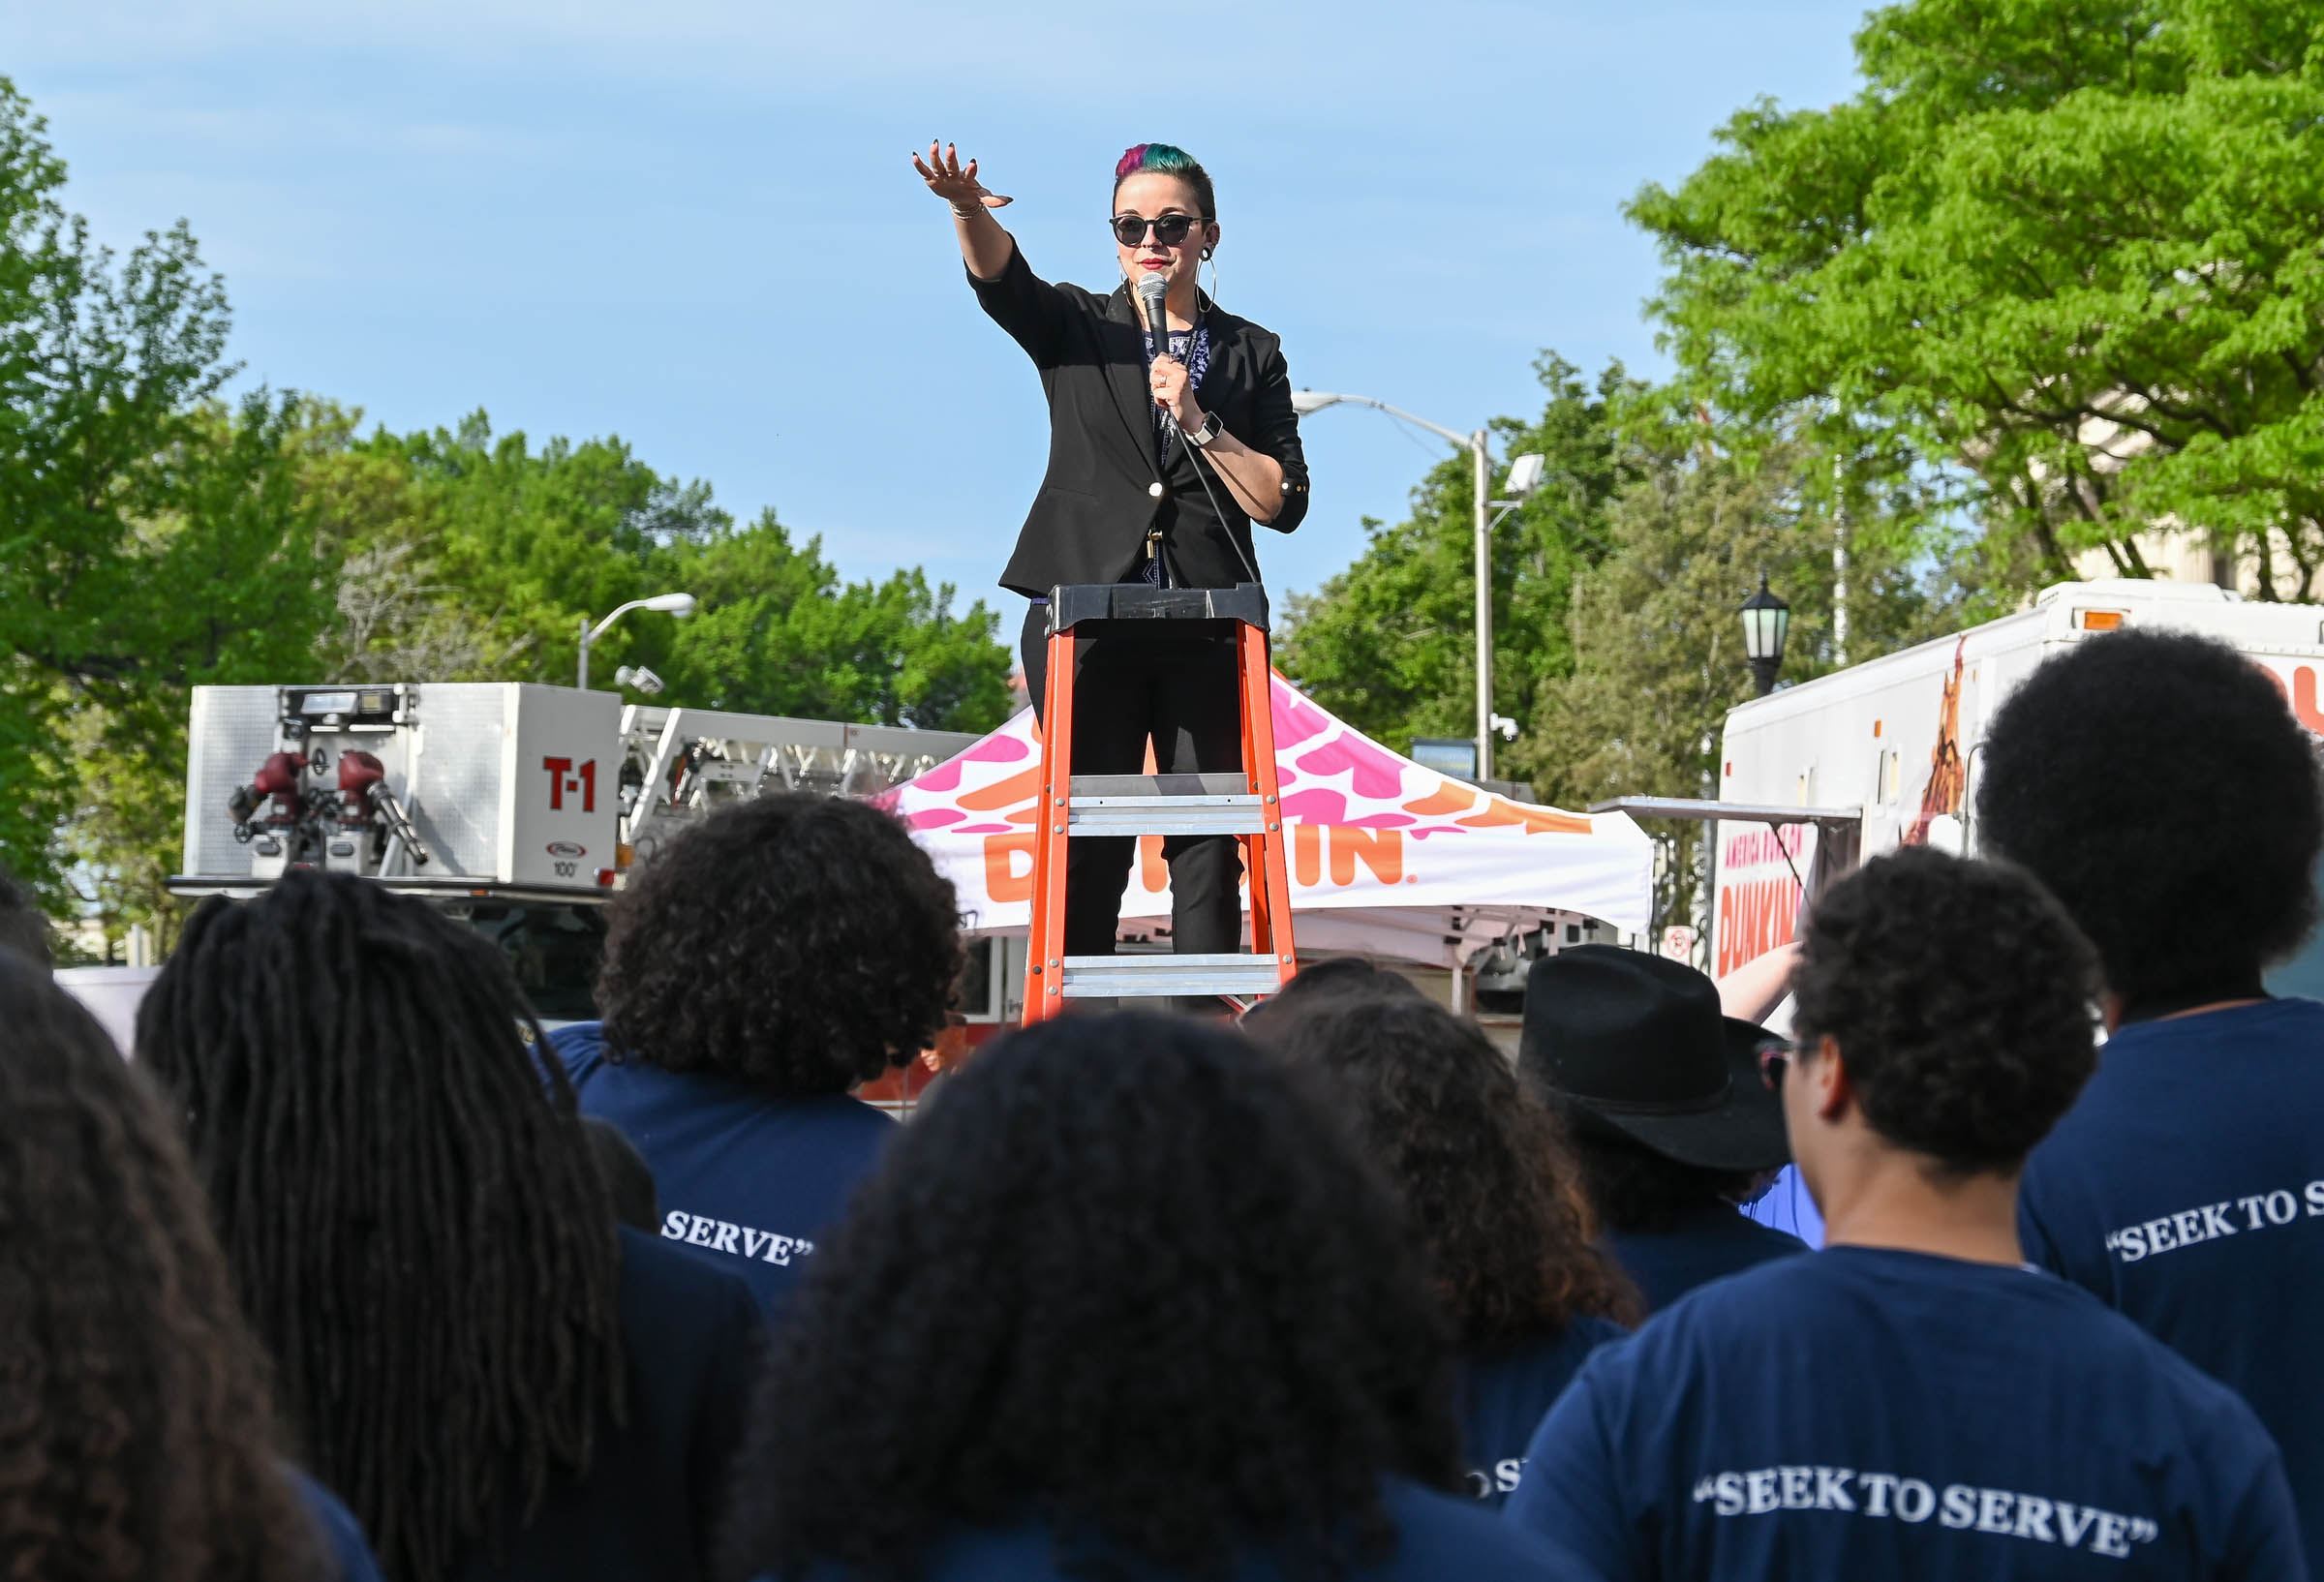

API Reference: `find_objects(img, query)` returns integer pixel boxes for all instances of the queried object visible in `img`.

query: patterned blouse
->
[1143,320,1212,466]
[1136,320,1211,587]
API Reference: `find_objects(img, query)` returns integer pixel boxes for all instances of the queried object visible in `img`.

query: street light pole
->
[1470,428,1493,780]
[1292,390,1538,784]
[578,592,699,690]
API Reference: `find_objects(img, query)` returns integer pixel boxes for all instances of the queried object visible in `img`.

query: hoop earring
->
[1203,252,1219,307]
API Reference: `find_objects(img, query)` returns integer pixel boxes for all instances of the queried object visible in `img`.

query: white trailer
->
[1621,579,2324,990]
[1595,578,2324,1247]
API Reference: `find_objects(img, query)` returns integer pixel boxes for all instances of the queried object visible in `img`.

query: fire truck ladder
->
[619,706,978,862]
[1023,584,1298,1020]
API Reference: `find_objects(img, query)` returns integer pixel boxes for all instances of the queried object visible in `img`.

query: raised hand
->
[911,140,1011,212]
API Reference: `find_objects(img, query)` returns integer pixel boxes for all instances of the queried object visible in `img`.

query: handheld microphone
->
[1136,271,1172,365]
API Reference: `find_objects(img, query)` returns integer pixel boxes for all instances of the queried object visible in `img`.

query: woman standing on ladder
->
[911,138,1310,958]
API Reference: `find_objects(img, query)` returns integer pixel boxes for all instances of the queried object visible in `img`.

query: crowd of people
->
[2,624,2318,1581]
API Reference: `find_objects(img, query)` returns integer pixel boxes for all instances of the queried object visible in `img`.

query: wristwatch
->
[1185,411,1224,448]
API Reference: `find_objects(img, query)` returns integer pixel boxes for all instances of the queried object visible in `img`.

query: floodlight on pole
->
[1293,390,1544,781]
[579,592,698,690]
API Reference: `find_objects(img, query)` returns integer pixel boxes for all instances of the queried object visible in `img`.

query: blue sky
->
[14,0,1873,613]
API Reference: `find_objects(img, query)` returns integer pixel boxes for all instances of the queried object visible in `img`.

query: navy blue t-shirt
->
[1603,1201,1805,1313]
[554,1021,895,1316]
[1505,1247,2302,1580]
[458,1226,763,1582]
[2021,996,2324,1565]
[293,1468,386,1581]
[777,1479,1568,1581]
[1456,1316,1626,1506]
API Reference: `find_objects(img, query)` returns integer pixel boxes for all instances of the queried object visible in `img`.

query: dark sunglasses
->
[1111,213,1206,247]
[1757,1043,1791,1094]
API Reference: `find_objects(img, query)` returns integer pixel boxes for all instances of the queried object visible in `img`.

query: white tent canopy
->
[878,676,1654,969]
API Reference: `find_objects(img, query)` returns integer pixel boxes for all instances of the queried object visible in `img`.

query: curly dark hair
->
[1247,993,1638,1345]
[137,872,625,1582]
[1236,955,1423,1036]
[1554,1119,1772,1234]
[720,1012,1461,1582]
[1789,848,2100,1172]
[0,953,318,1582]
[0,863,50,968]
[595,793,963,1092]
[1976,628,2324,1004]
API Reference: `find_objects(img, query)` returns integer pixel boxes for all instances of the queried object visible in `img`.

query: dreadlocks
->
[0,954,317,1582]
[137,871,625,1582]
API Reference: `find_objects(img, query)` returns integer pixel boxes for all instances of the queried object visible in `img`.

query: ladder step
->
[1022,590,1296,1027]
[1059,954,1290,998]
[1070,773,1251,797]
[1069,794,1266,837]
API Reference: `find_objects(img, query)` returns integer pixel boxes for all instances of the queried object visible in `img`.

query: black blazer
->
[971,245,1310,597]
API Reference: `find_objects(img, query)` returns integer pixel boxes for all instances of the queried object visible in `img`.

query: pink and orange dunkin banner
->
[877,675,1653,965]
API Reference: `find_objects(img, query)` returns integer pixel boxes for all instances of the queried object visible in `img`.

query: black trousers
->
[1021,604,1243,957]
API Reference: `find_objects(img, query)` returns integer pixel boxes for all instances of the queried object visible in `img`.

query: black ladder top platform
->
[1047,583,1269,634]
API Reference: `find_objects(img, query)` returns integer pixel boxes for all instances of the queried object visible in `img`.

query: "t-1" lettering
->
[542,756,596,813]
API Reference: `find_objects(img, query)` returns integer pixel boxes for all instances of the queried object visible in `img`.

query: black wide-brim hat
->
[1516,944,1791,1174]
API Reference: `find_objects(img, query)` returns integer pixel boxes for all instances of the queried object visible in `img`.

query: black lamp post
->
[1740,574,1791,697]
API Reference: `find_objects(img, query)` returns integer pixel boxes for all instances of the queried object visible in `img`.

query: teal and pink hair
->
[1113,142,1216,220]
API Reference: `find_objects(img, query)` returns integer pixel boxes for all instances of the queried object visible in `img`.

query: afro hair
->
[594,793,963,1094]
[1975,628,2324,1004]
[721,1012,1460,1582]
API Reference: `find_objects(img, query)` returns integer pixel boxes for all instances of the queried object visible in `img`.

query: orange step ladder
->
[1023,584,1298,1020]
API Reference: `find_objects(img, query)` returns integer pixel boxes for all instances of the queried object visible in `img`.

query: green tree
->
[319,413,719,682]
[0,78,328,918]
[63,398,334,952]
[1279,355,1647,752]
[0,72,1014,944]
[1631,0,2324,593]
[295,411,1015,731]
[653,512,1015,730]
[1510,411,1966,928]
